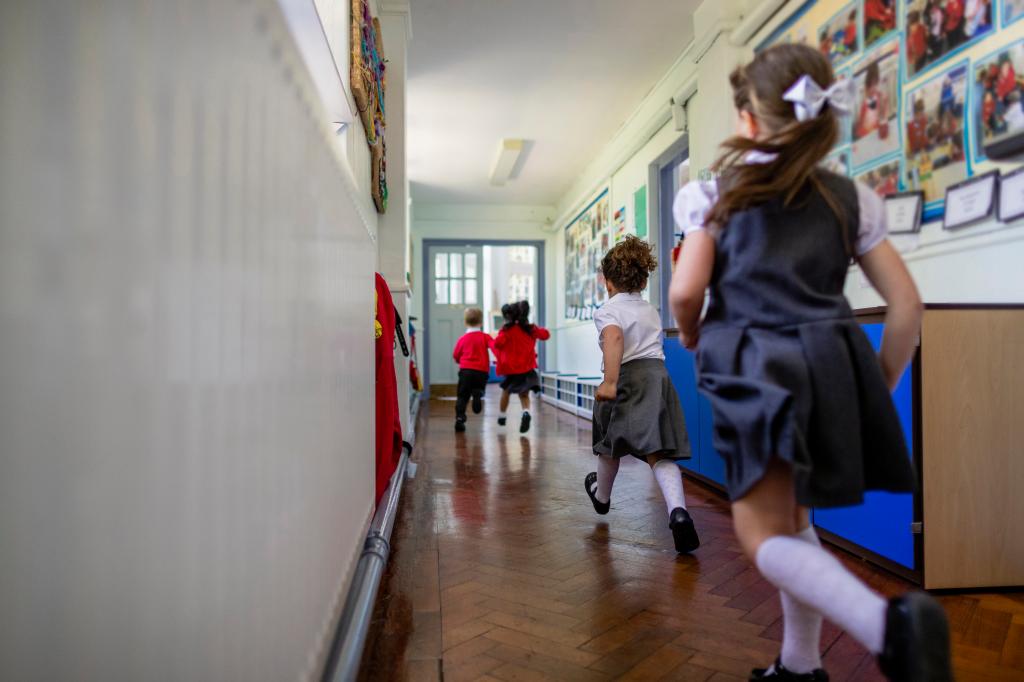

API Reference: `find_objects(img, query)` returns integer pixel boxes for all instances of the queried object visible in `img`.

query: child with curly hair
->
[584,236,700,554]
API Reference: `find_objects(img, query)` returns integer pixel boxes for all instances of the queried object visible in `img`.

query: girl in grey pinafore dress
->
[670,44,950,682]
[583,236,699,555]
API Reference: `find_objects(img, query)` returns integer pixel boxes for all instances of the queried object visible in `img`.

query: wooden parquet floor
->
[359,390,1024,681]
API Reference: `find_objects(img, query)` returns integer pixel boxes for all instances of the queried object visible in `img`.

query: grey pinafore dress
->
[696,171,915,507]
[592,358,692,462]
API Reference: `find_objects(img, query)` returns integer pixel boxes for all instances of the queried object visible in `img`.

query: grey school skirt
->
[592,358,692,461]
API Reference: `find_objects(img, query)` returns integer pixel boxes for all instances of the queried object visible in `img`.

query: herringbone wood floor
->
[359,390,1024,681]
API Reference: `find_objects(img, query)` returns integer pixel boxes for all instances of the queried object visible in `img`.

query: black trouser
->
[455,369,489,421]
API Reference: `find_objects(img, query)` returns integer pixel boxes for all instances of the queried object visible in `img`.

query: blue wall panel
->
[812,323,916,570]
[663,340,702,476]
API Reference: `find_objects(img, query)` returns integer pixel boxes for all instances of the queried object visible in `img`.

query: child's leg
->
[646,455,686,513]
[454,373,470,427]
[498,389,510,425]
[775,507,824,674]
[595,455,619,503]
[518,392,531,433]
[732,459,887,656]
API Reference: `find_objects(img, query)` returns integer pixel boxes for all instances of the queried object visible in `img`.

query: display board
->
[762,0,1024,220]
[564,189,611,320]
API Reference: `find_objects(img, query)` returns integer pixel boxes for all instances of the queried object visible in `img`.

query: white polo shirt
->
[594,292,665,363]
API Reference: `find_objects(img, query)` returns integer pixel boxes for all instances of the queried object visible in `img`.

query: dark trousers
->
[455,369,489,421]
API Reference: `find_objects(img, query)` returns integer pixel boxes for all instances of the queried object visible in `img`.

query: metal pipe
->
[322,392,420,682]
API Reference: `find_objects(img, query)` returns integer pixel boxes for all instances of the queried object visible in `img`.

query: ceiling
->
[407,0,697,206]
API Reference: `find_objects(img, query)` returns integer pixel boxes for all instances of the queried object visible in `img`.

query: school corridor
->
[3,0,1024,680]
[355,391,1024,682]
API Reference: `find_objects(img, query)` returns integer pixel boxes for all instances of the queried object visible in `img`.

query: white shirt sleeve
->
[854,181,889,256]
[672,180,719,236]
[593,305,619,336]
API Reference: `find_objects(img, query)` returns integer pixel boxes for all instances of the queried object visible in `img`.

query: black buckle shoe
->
[584,472,610,515]
[454,419,466,433]
[472,394,483,414]
[669,507,700,554]
[750,659,828,680]
[497,416,506,426]
[519,412,531,433]
[878,592,953,681]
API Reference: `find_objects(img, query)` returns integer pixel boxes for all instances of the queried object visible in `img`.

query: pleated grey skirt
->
[592,358,692,461]
[696,319,917,508]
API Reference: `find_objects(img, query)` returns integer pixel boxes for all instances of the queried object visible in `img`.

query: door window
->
[433,251,477,306]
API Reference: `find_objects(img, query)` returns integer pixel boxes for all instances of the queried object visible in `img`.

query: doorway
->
[423,239,545,393]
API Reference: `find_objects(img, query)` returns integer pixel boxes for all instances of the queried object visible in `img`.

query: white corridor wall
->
[0,1,376,679]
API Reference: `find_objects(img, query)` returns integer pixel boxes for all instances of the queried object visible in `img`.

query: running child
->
[584,236,699,555]
[493,301,549,433]
[451,307,493,433]
[670,44,950,681]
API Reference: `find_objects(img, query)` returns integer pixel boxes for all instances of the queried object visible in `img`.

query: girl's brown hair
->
[601,235,657,293]
[707,44,850,253]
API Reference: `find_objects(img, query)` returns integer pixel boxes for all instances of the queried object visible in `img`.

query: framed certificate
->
[884,192,924,235]
[943,171,998,231]
[998,166,1024,224]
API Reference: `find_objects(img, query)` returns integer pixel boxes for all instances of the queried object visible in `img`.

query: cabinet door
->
[812,323,916,570]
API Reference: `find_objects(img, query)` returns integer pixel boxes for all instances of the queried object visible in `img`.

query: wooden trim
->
[921,309,1024,589]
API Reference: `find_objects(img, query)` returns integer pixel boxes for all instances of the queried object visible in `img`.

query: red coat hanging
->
[374,273,403,504]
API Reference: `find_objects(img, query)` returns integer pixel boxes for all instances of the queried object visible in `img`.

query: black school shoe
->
[497,416,506,426]
[877,592,953,681]
[584,472,610,515]
[519,412,531,433]
[750,659,828,681]
[454,419,466,433]
[472,394,483,414]
[669,507,700,554]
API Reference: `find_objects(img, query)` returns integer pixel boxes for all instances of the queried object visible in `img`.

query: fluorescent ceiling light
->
[490,138,524,186]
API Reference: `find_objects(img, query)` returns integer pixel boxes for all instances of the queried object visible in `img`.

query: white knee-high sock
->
[596,456,619,504]
[778,526,824,673]
[652,459,686,514]
[756,535,887,655]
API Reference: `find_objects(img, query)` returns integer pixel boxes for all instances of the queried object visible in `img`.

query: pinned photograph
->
[904,62,969,205]
[905,0,993,79]
[817,2,860,68]
[856,158,901,197]
[851,39,900,169]
[972,40,1024,162]
[864,0,897,48]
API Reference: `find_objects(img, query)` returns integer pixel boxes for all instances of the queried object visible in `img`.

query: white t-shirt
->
[594,292,665,363]
[673,177,889,257]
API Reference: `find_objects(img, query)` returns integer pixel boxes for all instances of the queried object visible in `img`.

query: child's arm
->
[452,337,463,363]
[859,240,923,390]
[596,326,624,401]
[668,230,715,350]
[532,326,551,341]
[493,331,506,349]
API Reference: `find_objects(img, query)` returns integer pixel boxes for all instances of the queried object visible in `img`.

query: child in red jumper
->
[493,301,550,433]
[452,307,493,432]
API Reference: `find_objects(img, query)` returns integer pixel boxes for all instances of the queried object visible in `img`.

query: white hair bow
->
[782,74,856,122]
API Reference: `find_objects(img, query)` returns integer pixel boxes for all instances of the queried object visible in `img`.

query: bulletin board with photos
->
[564,189,612,321]
[761,0,1024,222]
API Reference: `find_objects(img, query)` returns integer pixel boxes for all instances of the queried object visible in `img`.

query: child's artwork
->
[564,190,611,320]
[350,0,388,212]
[1004,0,1024,26]
[864,0,898,48]
[904,61,969,206]
[614,206,627,242]
[851,38,901,170]
[972,39,1024,162]
[855,158,902,196]
[904,0,994,79]
[822,148,852,175]
[817,2,860,67]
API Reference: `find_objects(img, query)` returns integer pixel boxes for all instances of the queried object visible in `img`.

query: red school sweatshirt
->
[453,330,493,373]
[493,324,550,376]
